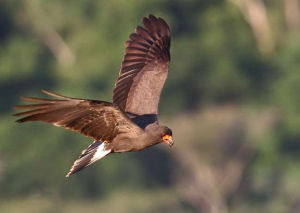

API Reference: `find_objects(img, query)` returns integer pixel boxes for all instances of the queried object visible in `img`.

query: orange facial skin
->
[162,134,174,147]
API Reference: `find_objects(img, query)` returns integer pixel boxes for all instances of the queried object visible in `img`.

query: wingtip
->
[142,16,147,23]
[41,89,72,100]
[148,14,156,19]
[14,117,26,123]
[143,14,155,22]
[143,14,170,36]
[143,14,155,21]
[41,89,58,97]
[41,89,51,96]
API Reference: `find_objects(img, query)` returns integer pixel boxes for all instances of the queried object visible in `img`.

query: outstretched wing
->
[113,14,171,115]
[14,90,143,142]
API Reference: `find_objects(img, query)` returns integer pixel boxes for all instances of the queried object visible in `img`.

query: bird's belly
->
[111,143,144,153]
[110,139,155,153]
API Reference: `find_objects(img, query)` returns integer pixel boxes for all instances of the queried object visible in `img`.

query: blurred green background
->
[1,0,300,212]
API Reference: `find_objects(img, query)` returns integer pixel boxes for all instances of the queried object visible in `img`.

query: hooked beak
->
[162,134,174,147]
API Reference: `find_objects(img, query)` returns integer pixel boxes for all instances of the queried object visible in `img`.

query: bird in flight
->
[14,15,173,177]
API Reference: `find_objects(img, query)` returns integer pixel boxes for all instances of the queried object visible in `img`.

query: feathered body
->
[14,15,173,177]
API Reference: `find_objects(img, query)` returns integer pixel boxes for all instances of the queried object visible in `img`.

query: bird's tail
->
[66,141,111,177]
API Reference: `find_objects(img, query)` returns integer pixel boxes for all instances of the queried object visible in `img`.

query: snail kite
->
[14,15,173,177]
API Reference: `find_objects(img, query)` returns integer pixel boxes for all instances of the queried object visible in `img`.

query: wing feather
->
[14,90,143,142]
[113,14,171,115]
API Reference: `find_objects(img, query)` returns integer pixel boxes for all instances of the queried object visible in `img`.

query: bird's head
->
[145,124,174,147]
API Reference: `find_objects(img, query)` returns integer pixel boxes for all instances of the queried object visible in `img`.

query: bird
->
[14,14,173,177]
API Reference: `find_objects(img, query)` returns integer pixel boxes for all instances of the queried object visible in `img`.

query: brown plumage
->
[113,14,171,115]
[14,15,173,177]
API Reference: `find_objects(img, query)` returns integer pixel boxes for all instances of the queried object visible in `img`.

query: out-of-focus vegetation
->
[0,0,300,212]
